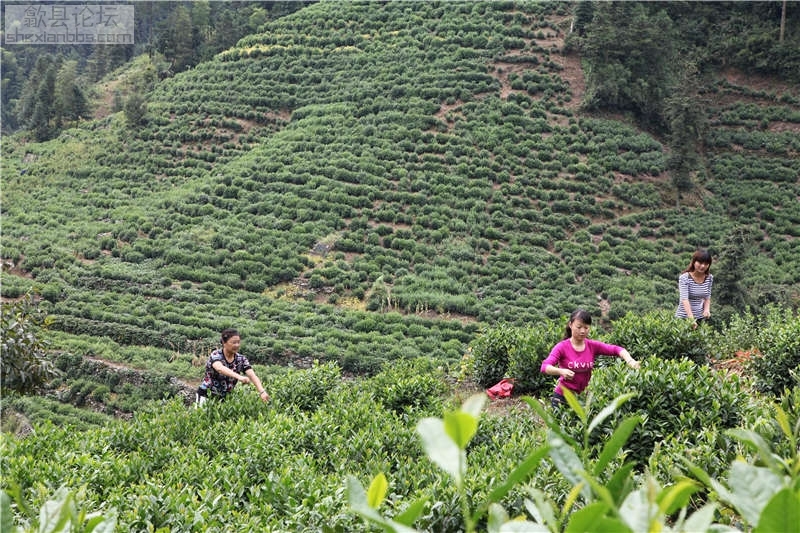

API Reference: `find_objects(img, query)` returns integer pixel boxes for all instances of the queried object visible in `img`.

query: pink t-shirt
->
[540,338,624,395]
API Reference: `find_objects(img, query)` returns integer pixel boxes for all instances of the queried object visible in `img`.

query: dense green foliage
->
[0,293,60,394]
[1,2,800,529]
[3,1,798,394]
[3,370,798,531]
[349,389,800,533]
[745,306,800,397]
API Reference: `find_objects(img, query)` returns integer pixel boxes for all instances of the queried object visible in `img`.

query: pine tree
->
[55,60,87,123]
[31,62,57,141]
[713,226,758,322]
[664,62,707,207]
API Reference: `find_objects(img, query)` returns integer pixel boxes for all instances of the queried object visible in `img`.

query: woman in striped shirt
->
[675,249,713,327]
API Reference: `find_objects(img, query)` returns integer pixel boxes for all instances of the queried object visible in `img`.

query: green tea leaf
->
[499,519,550,532]
[656,479,700,516]
[726,462,783,526]
[347,476,383,522]
[38,487,73,533]
[604,462,636,505]
[487,502,509,533]
[561,388,586,424]
[753,488,800,533]
[460,393,487,420]
[485,446,549,505]
[619,486,657,533]
[587,393,634,436]
[592,416,641,477]
[681,503,718,533]
[443,410,478,449]
[393,496,428,528]
[773,406,796,450]
[417,417,465,486]
[367,473,389,510]
[548,431,591,501]
[726,429,779,472]
[1,492,17,533]
[564,502,612,533]
[523,488,554,528]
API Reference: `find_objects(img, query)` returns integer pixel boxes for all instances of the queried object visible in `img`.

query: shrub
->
[469,320,562,396]
[747,306,800,397]
[603,310,710,364]
[469,322,521,388]
[505,320,562,396]
[588,358,750,466]
[368,357,449,414]
[271,360,342,412]
[1,292,60,393]
[704,308,761,360]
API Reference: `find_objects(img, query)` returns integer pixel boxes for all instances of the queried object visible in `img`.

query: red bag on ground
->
[486,378,514,399]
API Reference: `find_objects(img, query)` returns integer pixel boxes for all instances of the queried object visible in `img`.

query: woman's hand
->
[621,350,640,369]
[561,369,575,380]
[238,375,251,385]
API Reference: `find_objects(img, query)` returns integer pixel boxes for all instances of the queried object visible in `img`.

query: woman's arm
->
[245,368,270,401]
[678,276,694,319]
[543,364,574,379]
[211,360,250,384]
[617,348,640,369]
[541,343,574,379]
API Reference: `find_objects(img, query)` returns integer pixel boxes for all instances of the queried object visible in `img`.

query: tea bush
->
[270,360,342,412]
[469,320,561,396]
[368,357,449,414]
[704,308,762,360]
[747,307,800,397]
[588,357,751,467]
[469,322,519,388]
[350,389,795,533]
[505,320,562,396]
[603,310,710,364]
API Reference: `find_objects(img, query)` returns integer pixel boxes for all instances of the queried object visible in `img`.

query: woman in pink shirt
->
[541,309,640,407]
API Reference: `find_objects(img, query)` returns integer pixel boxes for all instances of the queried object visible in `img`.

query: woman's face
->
[694,261,710,273]
[570,319,591,340]
[223,335,241,353]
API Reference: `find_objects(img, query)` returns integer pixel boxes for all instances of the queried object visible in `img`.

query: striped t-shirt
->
[675,272,713,319]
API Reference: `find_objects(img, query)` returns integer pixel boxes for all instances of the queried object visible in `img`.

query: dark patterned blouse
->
[198,348,253,398]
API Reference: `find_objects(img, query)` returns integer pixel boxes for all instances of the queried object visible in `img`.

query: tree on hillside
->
[158,5,194,73]
[1,293,60,394]
[713,225,758,323]
[55,60,88,123]
[580,2,679,132]
[1,49,23,133]
[572,1,594,37]
[664,62,707,208]
[15,55,56,141]
[124,91,148,128]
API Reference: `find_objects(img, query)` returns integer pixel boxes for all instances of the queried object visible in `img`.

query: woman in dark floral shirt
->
[196,328,270,405]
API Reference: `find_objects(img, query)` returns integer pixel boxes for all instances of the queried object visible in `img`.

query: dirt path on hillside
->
[85,356,199,403]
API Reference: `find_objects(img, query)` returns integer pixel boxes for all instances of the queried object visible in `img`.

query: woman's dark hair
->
[682,249,712,274]
[564,309,592,339]
[220,328,239,344]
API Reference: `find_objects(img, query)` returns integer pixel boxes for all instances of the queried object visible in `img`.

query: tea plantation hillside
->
[3,2,800,531]
[2,1,799,411]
